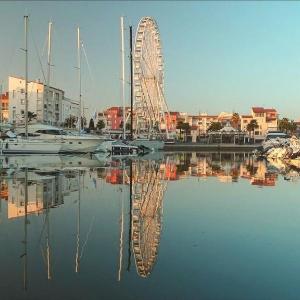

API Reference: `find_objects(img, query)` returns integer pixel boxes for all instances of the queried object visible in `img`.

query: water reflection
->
[1,152,300,297]
[163,152,300,186]
[130,159,167,278]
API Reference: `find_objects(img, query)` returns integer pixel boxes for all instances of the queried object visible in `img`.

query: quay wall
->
[163,143,260,152]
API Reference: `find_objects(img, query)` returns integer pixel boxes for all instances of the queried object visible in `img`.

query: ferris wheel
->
[131,160,167,277]
[133,17,169,134]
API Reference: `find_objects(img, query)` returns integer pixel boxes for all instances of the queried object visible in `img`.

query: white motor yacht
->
[16,124,108,153]
[0,137,62,155]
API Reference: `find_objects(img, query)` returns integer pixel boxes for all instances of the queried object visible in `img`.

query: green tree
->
[182,122,190,141]
[88,118,95,130]
[176,120,184,140]
[278,118,290,133]
[96,120,105,131]
[288,120,297,135]
[64,115,77,128]
[246,119,259,137]
[208,122,223,132]
[23,111,37,123]
[81,116,87,129]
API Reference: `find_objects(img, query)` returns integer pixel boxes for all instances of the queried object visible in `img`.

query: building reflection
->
[5,171,79,219]
[160,152,280,186]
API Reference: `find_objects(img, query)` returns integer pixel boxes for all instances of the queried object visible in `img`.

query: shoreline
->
[163,143,260,152]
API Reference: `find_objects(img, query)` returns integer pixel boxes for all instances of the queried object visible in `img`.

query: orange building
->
[165,111,180,132]
[0,92,9,122]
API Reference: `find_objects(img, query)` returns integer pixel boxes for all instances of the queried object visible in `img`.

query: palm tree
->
[176,120,184,140]
[96,120,105,132]
[231,113,240,130]
[182,122,191,142]
[246,119,259,142]
[208,122,223,132]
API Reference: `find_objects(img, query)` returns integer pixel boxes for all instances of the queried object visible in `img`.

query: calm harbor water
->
[1,152,300,300]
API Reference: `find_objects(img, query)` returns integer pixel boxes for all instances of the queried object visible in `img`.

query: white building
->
[8,76,78,126]
[61,97,80,125]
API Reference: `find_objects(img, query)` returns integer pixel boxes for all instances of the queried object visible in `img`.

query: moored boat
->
[16,124,107,153]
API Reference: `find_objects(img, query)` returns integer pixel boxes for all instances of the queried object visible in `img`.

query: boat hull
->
[58,138,106,153]
[0,139,62,154]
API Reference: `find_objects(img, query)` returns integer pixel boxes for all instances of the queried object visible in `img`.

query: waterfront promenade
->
[164,143,260,152]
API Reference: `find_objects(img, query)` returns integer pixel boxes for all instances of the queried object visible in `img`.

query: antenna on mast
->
[24,15,29,139]
[77,27,82,134]
[120,16,126,140]
[47,21,53,125]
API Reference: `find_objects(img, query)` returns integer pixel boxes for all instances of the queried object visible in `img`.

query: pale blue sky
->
[1,1,300,119]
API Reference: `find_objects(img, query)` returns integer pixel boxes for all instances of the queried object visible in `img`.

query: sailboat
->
[10,23,111,154]
[1,16,62,155]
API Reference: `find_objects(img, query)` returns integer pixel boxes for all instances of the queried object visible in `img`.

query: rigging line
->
[81,42,95,86]
[79,216,95,260]
[41,30,48,59]
[29,26,46,83]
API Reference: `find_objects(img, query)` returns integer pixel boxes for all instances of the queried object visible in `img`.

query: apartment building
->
[240,107,278,136]
[8,76,78,126]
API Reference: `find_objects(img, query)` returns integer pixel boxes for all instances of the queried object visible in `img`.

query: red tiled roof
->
[252,107,265,113]
[252,107,277,113]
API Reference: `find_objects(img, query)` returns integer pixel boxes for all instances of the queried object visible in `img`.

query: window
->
[20,88,24,94]
[55,93,59,101]
[20,99,25,105]
[44,104,47,109]
[21,109,25,115]
[55,104,59,111]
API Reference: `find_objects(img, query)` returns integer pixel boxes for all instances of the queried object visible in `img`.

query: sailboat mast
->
[120,17,126,140]
[24,16,29,139]
[77,27,82,134]
[47,21,52,125]
[129,26,133,140]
